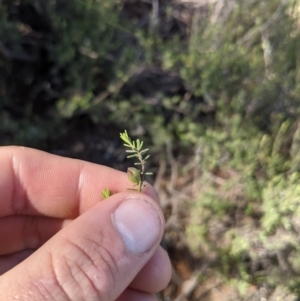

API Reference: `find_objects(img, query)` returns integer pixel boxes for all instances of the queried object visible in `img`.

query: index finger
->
[0,146,157,218]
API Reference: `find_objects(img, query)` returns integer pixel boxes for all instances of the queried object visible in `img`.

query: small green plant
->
[102,130,152,198]
[101,188,113,199]
[120,130,153,191]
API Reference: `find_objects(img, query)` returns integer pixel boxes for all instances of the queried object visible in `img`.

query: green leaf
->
[127,154,138,158]
[127,167,141,184]
[140,148,149,154]
[101,188,112,199]
[120,130,152,193]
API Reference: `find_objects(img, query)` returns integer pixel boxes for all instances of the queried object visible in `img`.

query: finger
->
[0,249,35,274]
[116,288,157,301]
[0,246,171,294]
[0,247,172,293]
[142,183,160,205]
[0,192,165,301]
[129,246,171,293]
[0,247,171,293]
[0,146,159,219]
[0,146,159,255]
[0,215,69,255]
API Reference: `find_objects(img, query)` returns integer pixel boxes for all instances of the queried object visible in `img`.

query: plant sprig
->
[101,188,112,199]
[101,131,153,199]
[120,130,152,192]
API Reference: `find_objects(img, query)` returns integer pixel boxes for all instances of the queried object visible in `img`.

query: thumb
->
[0,192,164,301]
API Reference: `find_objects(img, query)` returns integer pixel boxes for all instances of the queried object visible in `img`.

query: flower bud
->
[127,167,141,184]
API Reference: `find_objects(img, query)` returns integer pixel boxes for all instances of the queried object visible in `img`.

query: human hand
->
[0,146,171,301]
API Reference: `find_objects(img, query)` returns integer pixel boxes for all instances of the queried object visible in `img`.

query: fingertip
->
[113,196,163,254]
[142,182,160,205]
[130,246,172,293]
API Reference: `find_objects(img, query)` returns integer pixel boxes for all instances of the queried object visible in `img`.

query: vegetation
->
[120,130,152,192]
[2,0,300,299]
[102,130,152,198]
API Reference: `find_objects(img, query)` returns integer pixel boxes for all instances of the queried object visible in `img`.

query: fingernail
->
[113,197,162,254]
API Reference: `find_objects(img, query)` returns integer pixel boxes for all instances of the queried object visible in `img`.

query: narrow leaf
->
[136,139,140,149]
[140,148,149,154]
[127,154,138,158]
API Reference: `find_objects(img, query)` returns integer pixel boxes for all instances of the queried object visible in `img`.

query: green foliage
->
[101,131,152,198]
[0,0,125,147]
[185,116,300,296]
[101,188,112,199]
[3,0,300,298]
[262,172,300,233]
[120,130,152,192]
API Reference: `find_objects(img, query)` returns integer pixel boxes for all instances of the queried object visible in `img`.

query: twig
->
[150,0,159,33]
[237,0,286,45]
[165,141,190,200]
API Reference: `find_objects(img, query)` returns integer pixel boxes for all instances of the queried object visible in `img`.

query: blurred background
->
[1,0,300,300]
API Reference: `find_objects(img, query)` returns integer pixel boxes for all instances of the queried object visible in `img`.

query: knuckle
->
[23,254,71,301]
[48,234,120,301]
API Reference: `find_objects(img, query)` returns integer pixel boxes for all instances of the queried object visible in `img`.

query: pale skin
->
[0,146,172,301]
